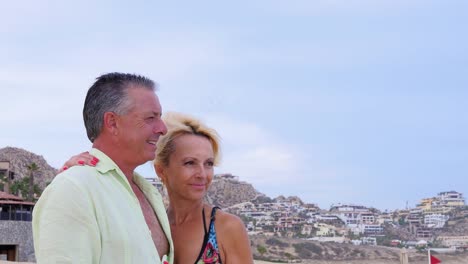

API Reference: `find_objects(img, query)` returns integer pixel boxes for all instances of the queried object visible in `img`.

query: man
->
[33,73,174,263]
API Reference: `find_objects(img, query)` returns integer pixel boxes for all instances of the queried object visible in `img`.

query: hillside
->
[206,174,263,208]
[436,211,468,236]
[250,236,468,263]
[251,235,401,262]
[0,146,57,190]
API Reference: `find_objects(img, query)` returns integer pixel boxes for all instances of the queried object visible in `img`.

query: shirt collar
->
[88,148,141,193]
[89,148,120,175]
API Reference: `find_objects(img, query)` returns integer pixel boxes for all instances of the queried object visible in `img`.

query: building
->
[329,203,373,226]
[437,236,468,248]
[424,213,449,228]
[301,224,313,236]
[360,224,384,236]
[0,191,35,261]
[314,223,337,237]
[0,161,15,193]
[416,227,432,239]
[361,236,377,245]
[437,191,465,209]
[416,198,435,212]
[417,191,465,215]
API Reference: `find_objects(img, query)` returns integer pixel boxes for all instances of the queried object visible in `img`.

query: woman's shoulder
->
[211,206,254,263]
[213,207,246,233]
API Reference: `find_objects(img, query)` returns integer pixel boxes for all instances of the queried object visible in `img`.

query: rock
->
[0,147,57,191]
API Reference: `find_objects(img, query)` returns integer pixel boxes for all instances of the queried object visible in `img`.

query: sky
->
[1,0,467,211]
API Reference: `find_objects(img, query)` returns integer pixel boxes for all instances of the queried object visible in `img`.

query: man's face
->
[116,87,167,166]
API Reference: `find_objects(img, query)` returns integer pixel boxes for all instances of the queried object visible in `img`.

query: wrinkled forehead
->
[125,87,162,113]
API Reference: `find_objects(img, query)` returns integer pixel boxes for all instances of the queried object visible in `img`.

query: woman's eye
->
[184,161,194,165]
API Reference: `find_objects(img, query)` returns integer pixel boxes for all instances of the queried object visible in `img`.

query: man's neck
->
[92,141,136,182]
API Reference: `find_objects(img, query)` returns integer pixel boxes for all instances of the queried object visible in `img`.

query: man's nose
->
[154,120,167,135]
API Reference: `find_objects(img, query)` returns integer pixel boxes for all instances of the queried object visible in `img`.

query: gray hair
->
[83,72,156,142]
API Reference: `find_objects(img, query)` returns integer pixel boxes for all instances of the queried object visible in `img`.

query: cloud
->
[134,113,308,190]
[203,114,305,187]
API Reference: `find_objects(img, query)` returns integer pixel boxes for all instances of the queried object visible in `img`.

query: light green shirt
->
[33,148,174,264]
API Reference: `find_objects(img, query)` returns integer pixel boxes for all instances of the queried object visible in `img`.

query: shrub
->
[293,242,322,259]
[266,237,289,247]
[257,245,267,255]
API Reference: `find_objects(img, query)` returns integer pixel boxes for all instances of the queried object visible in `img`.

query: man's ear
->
[103,112,118,135]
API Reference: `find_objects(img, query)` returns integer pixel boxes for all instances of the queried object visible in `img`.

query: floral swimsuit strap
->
[195,207,222,264]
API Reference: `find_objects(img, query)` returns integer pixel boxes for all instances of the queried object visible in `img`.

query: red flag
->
[430,254,441,264]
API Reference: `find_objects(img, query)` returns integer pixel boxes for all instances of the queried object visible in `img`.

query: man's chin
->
[145,153,156,162]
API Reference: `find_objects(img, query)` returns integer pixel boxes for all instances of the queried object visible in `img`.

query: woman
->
[61,112,253,264]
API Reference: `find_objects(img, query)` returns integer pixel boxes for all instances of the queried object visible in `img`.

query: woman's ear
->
[154,163,166,184]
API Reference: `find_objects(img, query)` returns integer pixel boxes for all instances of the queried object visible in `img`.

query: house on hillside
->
[438,236,468,248]
[0,161,16,193]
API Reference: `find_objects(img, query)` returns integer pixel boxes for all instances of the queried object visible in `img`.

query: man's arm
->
[33,175,101,263]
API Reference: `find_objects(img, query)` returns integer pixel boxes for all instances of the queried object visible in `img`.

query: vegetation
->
[27,162,39,201]
[284,252,293,260]
[293,242,323,259]
[266,237,289,247]
[0,173,5,191]
[398,216,407,226]
[10,177,42,200]
[347,230,361,240]
[252,195,273,204]
[376,235,392,246]
[257,245,267,256]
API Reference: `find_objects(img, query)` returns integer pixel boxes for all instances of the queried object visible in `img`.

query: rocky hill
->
[0,147,267,207]
[0,147,57,190]
[206,174,263,208]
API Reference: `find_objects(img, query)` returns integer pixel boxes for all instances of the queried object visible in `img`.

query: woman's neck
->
[167,198,205,226]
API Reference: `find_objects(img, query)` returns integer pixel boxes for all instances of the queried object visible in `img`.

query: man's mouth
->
[147,140,158,146]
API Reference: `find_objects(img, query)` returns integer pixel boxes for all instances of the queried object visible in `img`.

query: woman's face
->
[161,134,215,201]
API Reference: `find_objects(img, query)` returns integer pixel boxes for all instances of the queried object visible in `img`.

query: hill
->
[206,174,264,208]
[250,236,468,263]
[0,146,57,192]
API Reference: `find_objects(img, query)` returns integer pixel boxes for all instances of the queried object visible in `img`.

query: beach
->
[2,255,467,264]
[253,254,468,264]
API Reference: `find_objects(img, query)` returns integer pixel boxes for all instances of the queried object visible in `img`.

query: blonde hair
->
[154,112,221,167]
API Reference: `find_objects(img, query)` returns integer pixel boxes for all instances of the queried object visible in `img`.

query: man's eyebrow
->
[145,111,161,116]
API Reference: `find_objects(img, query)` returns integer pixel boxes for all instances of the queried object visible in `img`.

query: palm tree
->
[26,163,39,201]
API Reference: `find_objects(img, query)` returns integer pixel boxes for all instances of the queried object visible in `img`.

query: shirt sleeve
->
[33,175,101,264]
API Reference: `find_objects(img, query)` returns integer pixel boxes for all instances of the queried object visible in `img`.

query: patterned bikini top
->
[194,207,222,264]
